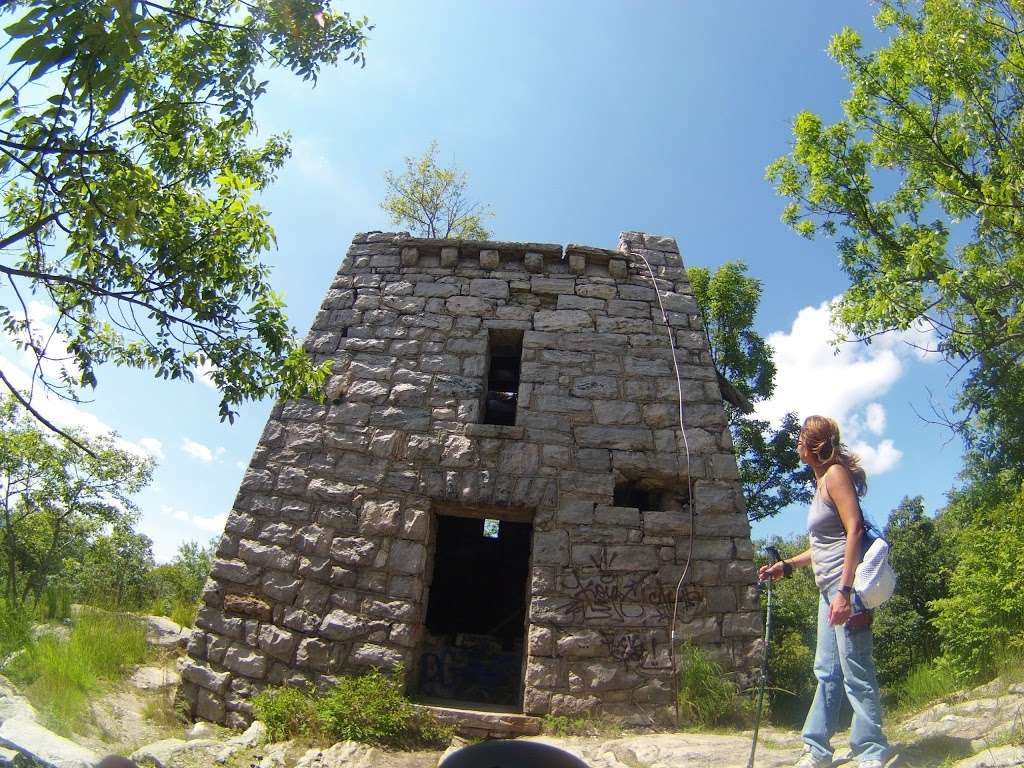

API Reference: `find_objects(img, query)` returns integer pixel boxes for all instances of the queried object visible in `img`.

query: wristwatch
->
[839,585,853,596]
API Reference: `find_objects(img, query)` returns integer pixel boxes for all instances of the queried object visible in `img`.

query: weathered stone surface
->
[129,665,180,690]
[330,537,377,566]
[0,718,100,768]
[0,677,36,723]
[534,310,593,332]
[258,624,299,661]
[187,230,756,728]
[180,659,230,694]
[222,643,269,679]
[130,738,222,768]
[350,643,404,668]
[319,609,384,641]
[143,615,191,649]
[223,593,273,621]
[237,540,296,571]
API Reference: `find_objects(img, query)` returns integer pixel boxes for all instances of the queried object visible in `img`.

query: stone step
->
[415,704,542,739]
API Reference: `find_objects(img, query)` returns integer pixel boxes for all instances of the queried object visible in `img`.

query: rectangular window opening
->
[482,329,523,426]
[613,479,688,512]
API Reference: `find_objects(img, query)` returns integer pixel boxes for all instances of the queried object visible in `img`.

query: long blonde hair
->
[801,415,867,497]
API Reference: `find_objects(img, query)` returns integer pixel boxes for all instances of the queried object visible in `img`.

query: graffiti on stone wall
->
[559,548,702,624]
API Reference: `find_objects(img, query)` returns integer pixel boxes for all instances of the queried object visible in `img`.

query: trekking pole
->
[747,545,781,768]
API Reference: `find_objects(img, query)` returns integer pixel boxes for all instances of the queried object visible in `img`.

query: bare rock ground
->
[1,651,1022,768]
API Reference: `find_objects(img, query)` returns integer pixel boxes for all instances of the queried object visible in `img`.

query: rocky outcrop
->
[899,679,1024,751]
[143,616,191,650]
[0,718,100,768]
[129,665,181,691]
[295,742,441,768]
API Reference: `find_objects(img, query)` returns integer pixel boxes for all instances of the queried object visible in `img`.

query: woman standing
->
[759,415,890,768]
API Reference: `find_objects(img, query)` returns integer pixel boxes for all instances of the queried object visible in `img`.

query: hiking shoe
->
[794,749,832,768]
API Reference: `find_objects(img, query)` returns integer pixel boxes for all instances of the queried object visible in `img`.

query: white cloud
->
[181,437,214,463]
[754,298,937,476]
[162,505,227,534]
[851,439,903,475]
[0,353,156,459]
[138,437,165,459]
[864,403,886,436]
[195,358,219,389]
[191,513,228,533]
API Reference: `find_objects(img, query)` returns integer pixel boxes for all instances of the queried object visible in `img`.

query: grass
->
[5,609,150,734]
[541,713,625,738]
[141,686,187,729]
[253,667,451,749]
[894,660,960,713]
[146,597,200,628]
[0,599,33,661]
[993,648,1024,689]
[676,642,754,729]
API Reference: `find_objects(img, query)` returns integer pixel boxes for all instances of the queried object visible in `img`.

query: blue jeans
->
[802,586,889,763]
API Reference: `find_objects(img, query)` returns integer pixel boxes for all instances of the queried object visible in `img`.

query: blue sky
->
[1,1,966,561]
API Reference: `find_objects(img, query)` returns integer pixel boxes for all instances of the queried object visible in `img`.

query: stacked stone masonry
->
[179,231,762,728]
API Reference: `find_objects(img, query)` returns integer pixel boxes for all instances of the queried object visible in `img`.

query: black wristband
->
[782,560,793,578]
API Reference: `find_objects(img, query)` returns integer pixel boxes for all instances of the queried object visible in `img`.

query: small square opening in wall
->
[482,329,523,426]
[613,479,686,511]
[482,518,500,538]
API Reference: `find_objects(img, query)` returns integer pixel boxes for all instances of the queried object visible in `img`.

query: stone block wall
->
[178,231,761,728]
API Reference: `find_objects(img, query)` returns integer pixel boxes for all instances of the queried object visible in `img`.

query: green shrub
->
[676,642,753,728]
[767,630,815,726]
[6,609,149,734]
[252,685,319,742]
[254,668,451,748]
[317,667,450,748]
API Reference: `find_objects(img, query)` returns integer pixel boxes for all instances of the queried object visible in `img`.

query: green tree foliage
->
[0,397,153,609]
[688,262,812,520]
[146,538,215,623]
[767,0,1024,470]
[875,495,951,686]
[381,141,492,239]
[73,527,156,609]
[931,472,1024,682]
[0,1,369,433]
[885,496,949,619]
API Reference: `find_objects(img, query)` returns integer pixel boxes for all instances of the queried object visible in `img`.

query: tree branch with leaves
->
[689,262,812,521]
[766,0,1024,473]
[0,0,371,434]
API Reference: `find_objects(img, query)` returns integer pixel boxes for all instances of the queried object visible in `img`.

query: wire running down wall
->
[178,231,761,728]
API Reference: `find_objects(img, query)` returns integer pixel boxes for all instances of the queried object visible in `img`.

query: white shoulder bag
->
[854,526,897,609]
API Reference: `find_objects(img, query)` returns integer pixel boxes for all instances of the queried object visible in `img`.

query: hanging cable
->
[634,245,696,729]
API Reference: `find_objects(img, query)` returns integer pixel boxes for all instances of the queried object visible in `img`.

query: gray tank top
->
[808,485,848,593]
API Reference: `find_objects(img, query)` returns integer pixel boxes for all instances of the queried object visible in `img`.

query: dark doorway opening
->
[482,329,523,426]
[417,514,532,708]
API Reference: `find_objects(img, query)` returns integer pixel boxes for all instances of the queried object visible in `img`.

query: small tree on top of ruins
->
[381,141,492,240]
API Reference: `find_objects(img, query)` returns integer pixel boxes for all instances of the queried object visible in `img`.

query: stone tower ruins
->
[180,231,762,729]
